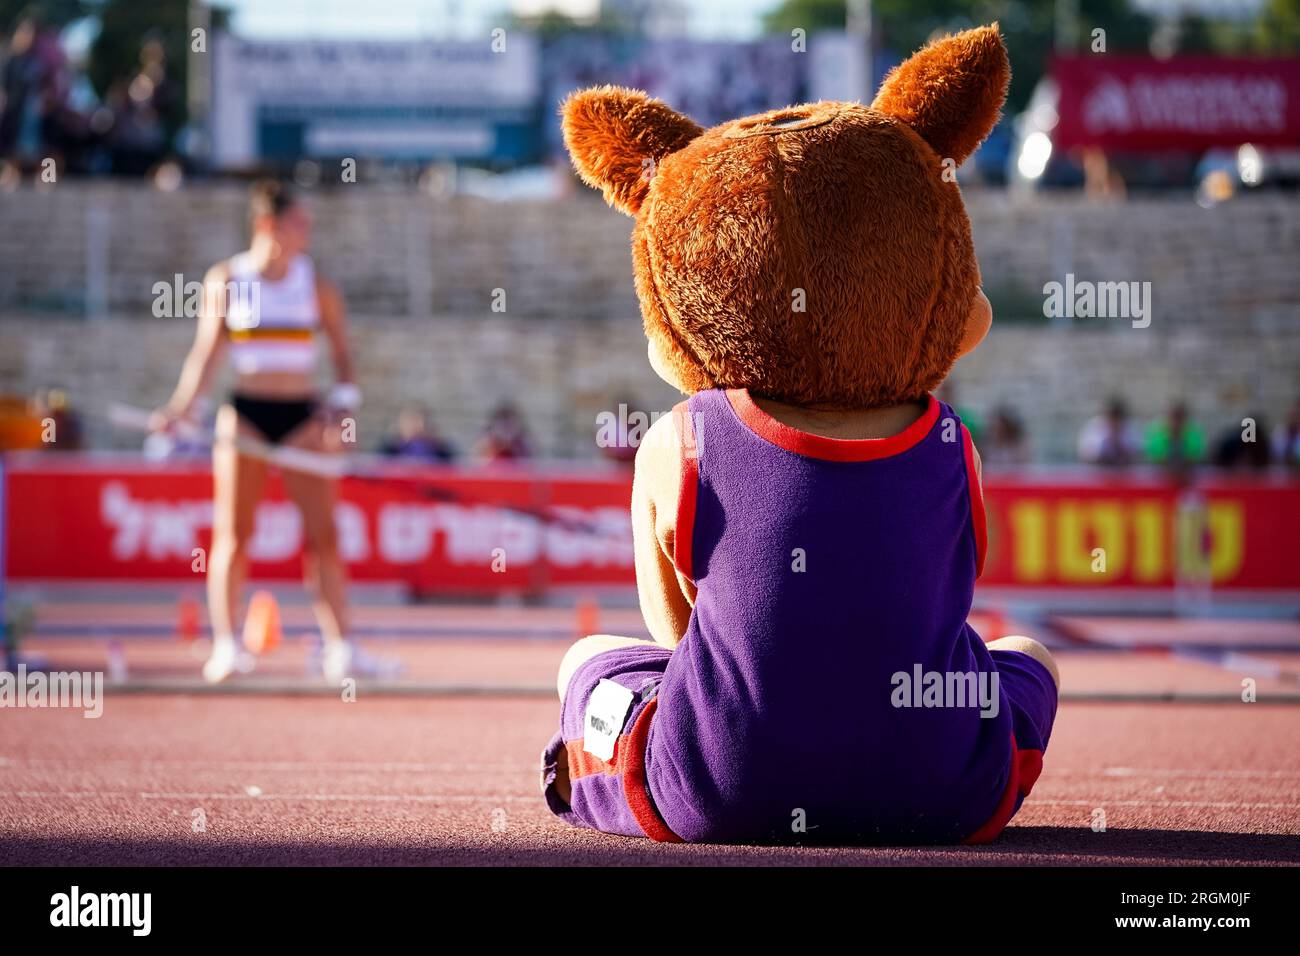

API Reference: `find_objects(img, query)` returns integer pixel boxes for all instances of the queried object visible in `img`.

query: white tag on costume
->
[583,679,635,762]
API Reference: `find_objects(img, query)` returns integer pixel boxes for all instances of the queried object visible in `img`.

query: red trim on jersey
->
[726,389,939,462]
[621,699,683,843]
[564,739,625,781]
[1017,748,1044,794]
[962,424,988,578]
[672,401,699,582]
[963,734,1044,845]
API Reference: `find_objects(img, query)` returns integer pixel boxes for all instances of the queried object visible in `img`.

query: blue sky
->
[219,0,782,41]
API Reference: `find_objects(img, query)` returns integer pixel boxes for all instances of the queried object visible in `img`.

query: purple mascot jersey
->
[542,388,1057,845]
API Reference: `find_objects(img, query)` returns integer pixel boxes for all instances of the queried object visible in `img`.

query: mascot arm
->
[631,413,697,649]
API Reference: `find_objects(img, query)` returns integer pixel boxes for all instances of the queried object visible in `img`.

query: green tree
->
[83,0,228,145]
[87,0,186,95]
[762,0,847,33]
[1254,0,1300,51]
[84,0,187,145]
[0,0,84,32]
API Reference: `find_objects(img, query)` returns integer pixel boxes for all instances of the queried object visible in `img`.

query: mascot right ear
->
[562,86,703,216]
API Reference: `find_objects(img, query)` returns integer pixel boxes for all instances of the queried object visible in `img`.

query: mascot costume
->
[541,25,1060,845]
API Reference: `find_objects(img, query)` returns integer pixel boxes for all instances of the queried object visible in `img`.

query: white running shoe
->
[319,641,403,684]
[202,641,255,685]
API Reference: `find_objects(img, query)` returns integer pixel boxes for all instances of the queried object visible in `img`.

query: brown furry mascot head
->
[563,25,1009,409]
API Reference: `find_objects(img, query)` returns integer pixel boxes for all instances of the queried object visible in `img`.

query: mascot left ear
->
[562,86,703,216]
[871,24,1009,166]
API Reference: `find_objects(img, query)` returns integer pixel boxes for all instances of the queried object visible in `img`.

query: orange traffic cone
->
[242,590,282,655]
[176,594,201,642]
[575,594,600,639]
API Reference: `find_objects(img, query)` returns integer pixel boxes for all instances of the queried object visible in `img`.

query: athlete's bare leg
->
[205,404,268,682]
[280,413,348,649]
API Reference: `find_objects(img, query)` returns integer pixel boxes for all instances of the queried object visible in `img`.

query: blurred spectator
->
[43,39,109,175]
[0,14,167,178]
[0,13,44,165]
[27,387,83,450]
[1078,397,1141,467]
[981,406,1030,469]
[1213,413,1273,471]
[1272,400,1300,469]
[1081,147,1126,199]
[474,402,533,462]
[105,37,173,176]
[380,403,456,462]
[1145,401,1205,473]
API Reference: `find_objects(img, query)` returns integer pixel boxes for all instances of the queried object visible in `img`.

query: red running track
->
[3,690,1299,865]
[3,605,1299,865]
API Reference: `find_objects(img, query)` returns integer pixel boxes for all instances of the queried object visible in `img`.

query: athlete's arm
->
[316,275,356,393]
[154,262,230,428]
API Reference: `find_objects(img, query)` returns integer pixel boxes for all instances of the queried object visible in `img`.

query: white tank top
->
[224,252,320,375]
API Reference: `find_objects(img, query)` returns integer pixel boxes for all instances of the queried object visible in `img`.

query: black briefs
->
[231,393,318,445]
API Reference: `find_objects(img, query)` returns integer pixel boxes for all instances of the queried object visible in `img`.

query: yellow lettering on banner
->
[1057,501,1125,582]
[1206,502,1245,583]
[1131,500,1167,582]
[1009,501,1048,581]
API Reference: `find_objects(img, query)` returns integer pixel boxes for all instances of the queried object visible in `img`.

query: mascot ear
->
[871,25,1009,167]
[562,86,703,215]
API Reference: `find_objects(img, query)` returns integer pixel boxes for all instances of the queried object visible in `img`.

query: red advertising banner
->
[980,475,1300,592]
[4,456,1299,594]
[1052,55,1300,151]
[2,456,634,594]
